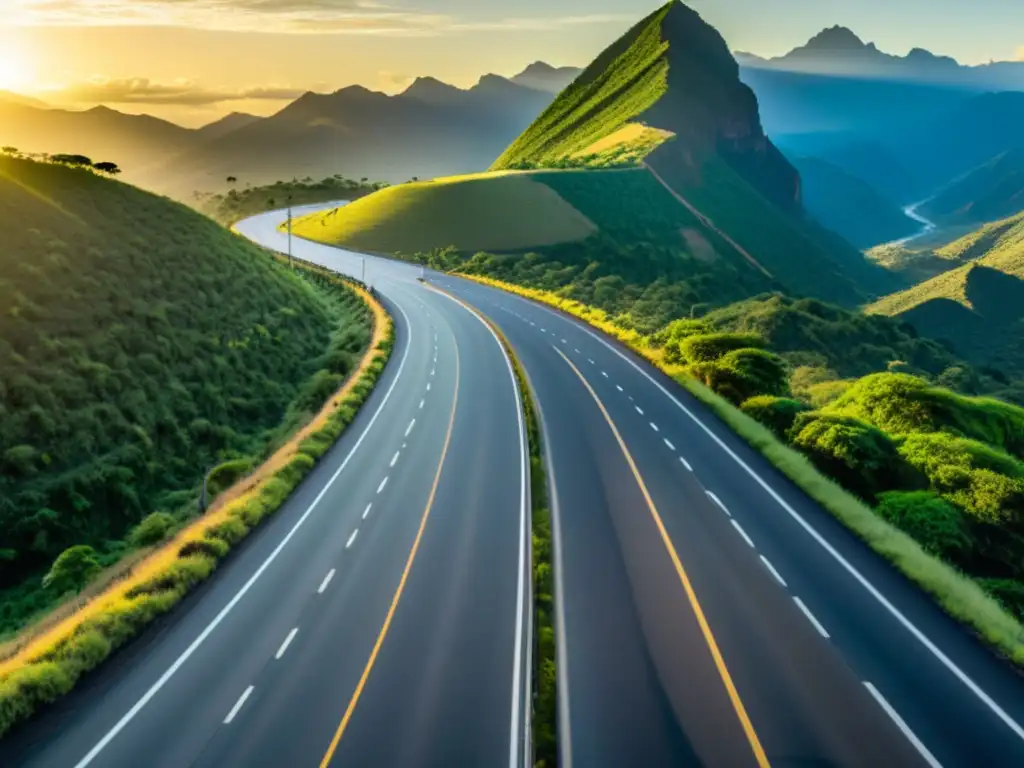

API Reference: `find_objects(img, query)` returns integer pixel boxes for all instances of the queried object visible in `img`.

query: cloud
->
[49,76,306,105]
[10,0,632,35]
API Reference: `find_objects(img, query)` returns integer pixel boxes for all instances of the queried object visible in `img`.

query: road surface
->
[6,201,1024,767]
[0,202,531,768]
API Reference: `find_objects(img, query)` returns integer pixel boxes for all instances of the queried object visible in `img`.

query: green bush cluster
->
[0,274,394,739]
[197,176,385,226]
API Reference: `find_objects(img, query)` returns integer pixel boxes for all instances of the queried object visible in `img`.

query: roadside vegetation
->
[0,155,375,642]
[195,175,386,226]
[457,274,1024,665]
[0,252,393,739]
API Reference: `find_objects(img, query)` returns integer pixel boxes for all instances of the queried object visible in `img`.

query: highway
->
[5,200,1024,767]
[0,203,531,768]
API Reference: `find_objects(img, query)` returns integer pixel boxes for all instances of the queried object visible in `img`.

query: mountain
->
[0,90,49,109]
[493,0,895,304]
[869,211,1024,375]
[194,111,262,142]
[919,148,1024,226]
[0,102,196,176]
[739,26,1024,90]
[510,62,582,93]
[791,155,920,248]
[143,76,556,196]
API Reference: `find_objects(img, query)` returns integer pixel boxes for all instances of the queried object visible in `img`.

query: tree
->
[1,146,18,156]
[226,176,238,184]
[51,154,93,167]
[42,545,102,595]
[93,161,121,175]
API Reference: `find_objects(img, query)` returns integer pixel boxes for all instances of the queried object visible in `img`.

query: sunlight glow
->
[0,41,32,91]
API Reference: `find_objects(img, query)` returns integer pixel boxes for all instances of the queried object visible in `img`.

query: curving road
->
[0,203,531,768]
[6,201,1024,767]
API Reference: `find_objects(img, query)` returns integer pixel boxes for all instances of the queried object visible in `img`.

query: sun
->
[0,45,31,91]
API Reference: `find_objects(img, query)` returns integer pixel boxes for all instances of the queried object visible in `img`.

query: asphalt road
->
[0,203,531,768]
[8,201,1024,767]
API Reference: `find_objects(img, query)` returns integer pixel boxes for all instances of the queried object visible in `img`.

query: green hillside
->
[291,171,597,254]
[869,211,1024,378]
[0,156,372,632]
[197,175,385,226]
[921,148,1024,227]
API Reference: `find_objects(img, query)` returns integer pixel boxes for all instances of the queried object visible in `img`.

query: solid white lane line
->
[679,456,693,471]
[362,503,372,520]
[346,529,359,549]
[419,398,425,409]
[794,597,830,638]
[664,438,676,451]
[864,682,942,768]
[616,385,623,392]
[377,477,388,494]
[389,451,400,467]
[69,297,417,768]
[650,422,659,432]
[731,519,755,548]
[223,686,254,724]
[317,569,336,594]
[706,491,729,515]
[760,556,787,587]
[275,628,299,659]
[533,301,1024,743]
[635,405,644,415]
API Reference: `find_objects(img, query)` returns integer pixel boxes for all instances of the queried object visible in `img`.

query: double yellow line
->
[553,346,771,768]
[319,343,461,767]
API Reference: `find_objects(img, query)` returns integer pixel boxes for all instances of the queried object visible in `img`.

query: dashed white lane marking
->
[426,382,431,391]
[587,358,594,365]
[706,491,729,516]
[346,529,359,549]
[794,597,830,638]
[402,442,407,449]
[731,519,755,548]
[562,338,568,344]
[650,422,659,433]
[389,450,400,467]
[362,503,372,520]
[635,405,644,415]
[616,385,623,392]
[864,683,942,768]
[377,477,388,494]
[761,557,782,585]
[601,371,608,378]
[223,686,254,724]
[275,628,299,659]
[679,456,693,471]
[664,438,676,451]
[317,569,336,594]
[431,367,435,376]
[540,327,546,332]
[574,348,581,354]
[419,398,425,409]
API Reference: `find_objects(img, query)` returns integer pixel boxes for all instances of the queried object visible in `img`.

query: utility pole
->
[287,194,294,269]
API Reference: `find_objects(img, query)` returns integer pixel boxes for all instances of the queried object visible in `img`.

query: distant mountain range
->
[737,26,1024,90]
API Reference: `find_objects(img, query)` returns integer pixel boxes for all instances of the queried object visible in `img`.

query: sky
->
[2,0,1023,126]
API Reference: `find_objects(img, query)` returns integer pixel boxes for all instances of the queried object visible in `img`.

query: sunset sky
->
[2,0,1023,127]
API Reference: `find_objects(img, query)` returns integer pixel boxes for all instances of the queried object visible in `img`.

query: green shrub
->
[875,491,974,559]
[790,413,922,499]
[898,433,1024,525]
[740,396,810,437]
[42,546,102,596]
[128,512,175,548]
[979,579,1024,620]
[689,347,788,404]
[680,332,765,364]
[206,459,254,497]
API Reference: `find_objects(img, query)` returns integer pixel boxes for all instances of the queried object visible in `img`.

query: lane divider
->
[551,345,771,768]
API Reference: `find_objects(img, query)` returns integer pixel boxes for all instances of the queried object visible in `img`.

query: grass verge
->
[460,273,1024,667]
[0,263,394,739]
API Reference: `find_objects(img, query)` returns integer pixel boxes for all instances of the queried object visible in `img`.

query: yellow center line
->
[319,343,461,768]
[552,346,771,768]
